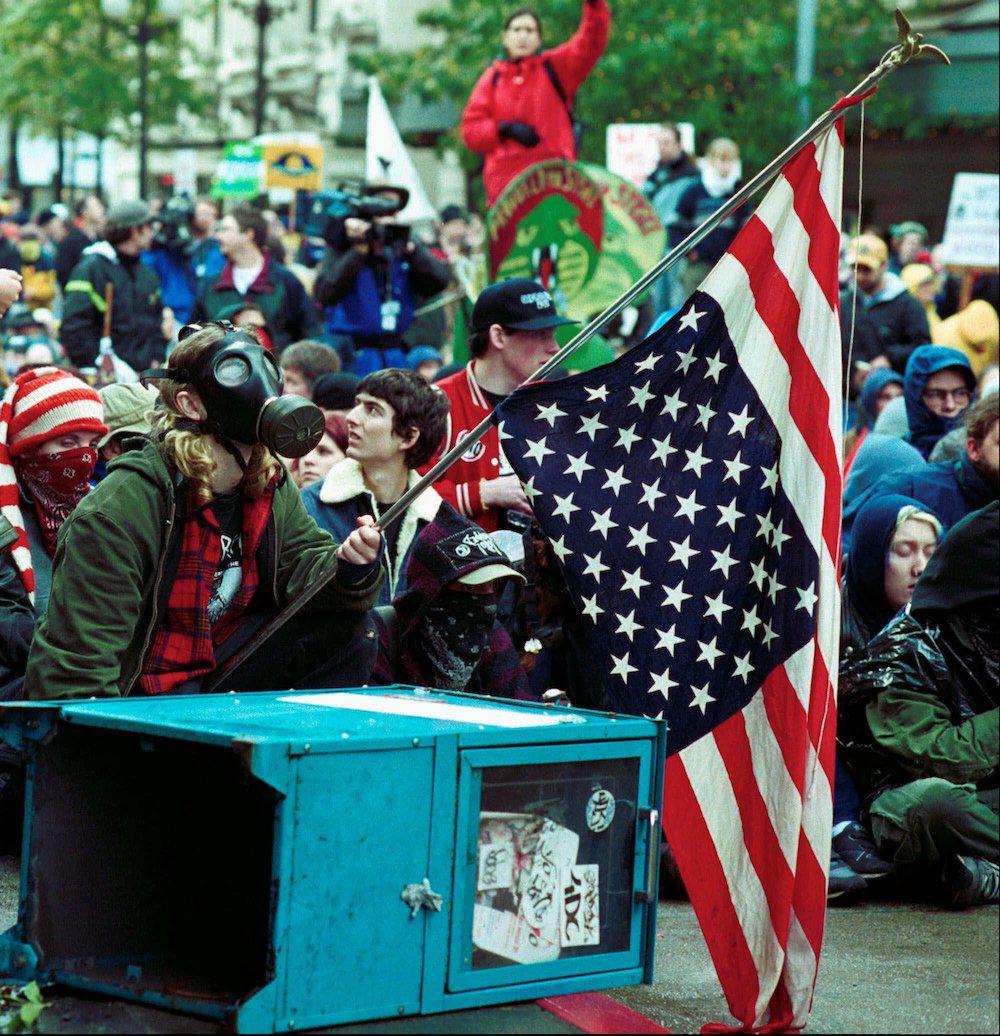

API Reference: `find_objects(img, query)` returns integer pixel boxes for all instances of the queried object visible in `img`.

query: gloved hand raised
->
[498,121,542,148]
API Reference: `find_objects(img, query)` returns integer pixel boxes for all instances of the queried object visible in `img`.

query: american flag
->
[495,124,844,1030]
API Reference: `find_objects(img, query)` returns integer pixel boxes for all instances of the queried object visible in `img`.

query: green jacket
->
[24,439,380,701]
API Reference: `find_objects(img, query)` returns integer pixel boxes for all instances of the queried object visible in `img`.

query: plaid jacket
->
[138,484,275,695]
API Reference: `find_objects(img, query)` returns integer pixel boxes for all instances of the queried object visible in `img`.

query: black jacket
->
[0,518,37,700]
[839,278,932,373]
[60,242,167,371]
[839,504,999,804]
[54,226,95,288]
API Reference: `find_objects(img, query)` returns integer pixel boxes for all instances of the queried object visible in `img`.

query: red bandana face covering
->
[16,446,97,556]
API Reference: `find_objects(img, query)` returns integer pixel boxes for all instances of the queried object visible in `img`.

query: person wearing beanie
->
[0,368,107,693]
[59,199,168,373]
[311,370,360,416]
[408,345,443,383]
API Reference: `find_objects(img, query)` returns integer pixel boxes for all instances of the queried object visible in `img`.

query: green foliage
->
[353,0,912,175]
[0,981,51,1032]
[0,0,210,141]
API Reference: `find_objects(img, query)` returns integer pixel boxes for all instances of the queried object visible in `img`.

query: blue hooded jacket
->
[843,493,939,653]
[842,434,926,554]
[855,369,904,432]
[903,345,975,459]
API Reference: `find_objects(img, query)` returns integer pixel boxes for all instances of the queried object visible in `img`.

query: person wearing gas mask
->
[142,196,220,326]
[312,185,451,376]
[23,321,384,702]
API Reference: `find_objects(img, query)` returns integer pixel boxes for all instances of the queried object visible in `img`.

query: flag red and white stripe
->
[662,122,844,1032]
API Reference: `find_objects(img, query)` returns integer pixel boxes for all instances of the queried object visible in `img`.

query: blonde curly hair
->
[152,324,282,503]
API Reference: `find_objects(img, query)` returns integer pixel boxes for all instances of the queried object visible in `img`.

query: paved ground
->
[0,856,996,1033]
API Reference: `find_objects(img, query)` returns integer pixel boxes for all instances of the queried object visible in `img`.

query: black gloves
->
[499,121,541,148]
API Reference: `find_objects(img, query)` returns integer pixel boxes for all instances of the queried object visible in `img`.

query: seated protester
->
[863,392,999,536]
[844,369,904,473]
[311,370,360,417]
[902,345,975,459]
[841,434,925,556]
[408,346,443,384]
[832,494,942,895]
[22,324,383,701]
[214,300,274,352]
[839,503,999,908]
[296,411,348,488]
[302,368,450,605]
[371,504,535,701]
[0,369,107,695]
[280,339,341,399]
[94,382,159,479]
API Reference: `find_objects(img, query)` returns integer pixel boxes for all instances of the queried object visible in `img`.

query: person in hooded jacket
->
[371,504,535,701]
[841,434,926,556]
[901,345,975,459]
[843,369,904,472]
[838,503,999,908]
[855,392,999,540]
[461,1,610,206]
[302,368,450,606]
[831,495,943,896]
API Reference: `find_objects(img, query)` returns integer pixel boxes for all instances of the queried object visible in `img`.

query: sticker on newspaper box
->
[586,788,615,833]
[477,840,514,891]
[473,904,560,964]
[560,864,600,947]
[520,820,580,932]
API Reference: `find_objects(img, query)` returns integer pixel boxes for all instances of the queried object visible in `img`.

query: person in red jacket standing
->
[461,1,611,207]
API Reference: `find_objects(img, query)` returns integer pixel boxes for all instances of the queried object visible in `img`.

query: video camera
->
[151,196,196,254]
[308,183,411,261]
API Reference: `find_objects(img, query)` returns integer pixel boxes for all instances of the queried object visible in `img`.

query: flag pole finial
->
[887,8,951,68]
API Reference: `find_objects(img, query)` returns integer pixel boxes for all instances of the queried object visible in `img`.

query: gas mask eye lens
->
[215,355,251,387]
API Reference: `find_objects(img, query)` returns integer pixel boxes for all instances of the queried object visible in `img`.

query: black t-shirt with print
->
[208,488,244,626]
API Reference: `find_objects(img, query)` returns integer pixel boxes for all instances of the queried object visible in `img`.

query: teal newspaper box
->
[0,686,664,1032]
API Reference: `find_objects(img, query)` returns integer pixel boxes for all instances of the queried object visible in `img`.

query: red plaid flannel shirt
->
[138,483,276,695]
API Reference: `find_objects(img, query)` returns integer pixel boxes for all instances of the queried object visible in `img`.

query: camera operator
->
[313,185,451,376]
[142,196,225,326]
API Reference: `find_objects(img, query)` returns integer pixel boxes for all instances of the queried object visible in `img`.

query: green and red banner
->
[488,160,666,324]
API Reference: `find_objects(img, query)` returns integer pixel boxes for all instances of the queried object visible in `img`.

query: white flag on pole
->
[366,77,438,224]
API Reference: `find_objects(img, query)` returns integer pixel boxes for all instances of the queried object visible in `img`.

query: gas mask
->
[145,329,323,459]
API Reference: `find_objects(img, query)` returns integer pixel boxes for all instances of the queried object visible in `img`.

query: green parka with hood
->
[24,438,380,700]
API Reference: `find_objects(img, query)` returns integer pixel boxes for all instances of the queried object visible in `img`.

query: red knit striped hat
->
[0,367,107,599]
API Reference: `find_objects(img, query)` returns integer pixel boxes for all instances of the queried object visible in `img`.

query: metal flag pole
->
[207,11,947,690]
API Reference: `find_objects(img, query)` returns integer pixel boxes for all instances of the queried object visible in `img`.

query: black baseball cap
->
[471,279,578,333]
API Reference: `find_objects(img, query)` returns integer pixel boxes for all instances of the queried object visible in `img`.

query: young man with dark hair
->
[192,203,317,351]
[60,200,168,371]
[303,367,450,604]
[423,278,575,532]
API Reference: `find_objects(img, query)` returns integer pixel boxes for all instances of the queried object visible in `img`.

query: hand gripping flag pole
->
[207,10,947,690]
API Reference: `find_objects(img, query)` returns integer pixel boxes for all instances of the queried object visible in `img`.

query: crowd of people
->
[0,0,996,911]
